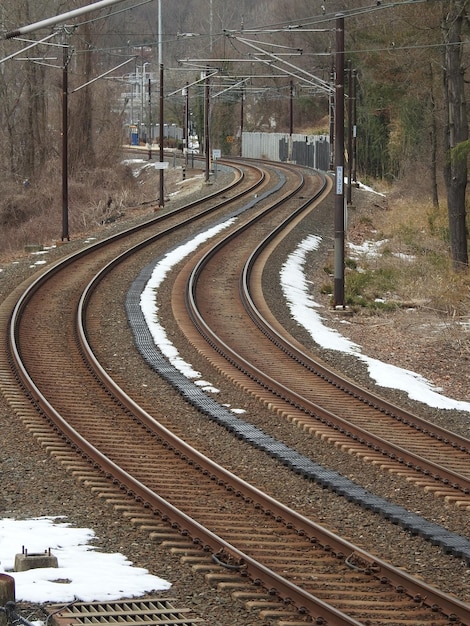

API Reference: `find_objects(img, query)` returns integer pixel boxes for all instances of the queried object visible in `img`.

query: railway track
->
[179,168,470,512]
[1,158,469,625]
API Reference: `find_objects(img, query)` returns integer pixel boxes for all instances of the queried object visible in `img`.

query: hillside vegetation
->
[0,1,468,274]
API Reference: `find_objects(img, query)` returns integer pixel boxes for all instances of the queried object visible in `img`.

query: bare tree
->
[442,0,469,269]
[69,19,96,171]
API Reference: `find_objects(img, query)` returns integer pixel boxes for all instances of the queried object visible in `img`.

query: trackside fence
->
[241,132,330,170]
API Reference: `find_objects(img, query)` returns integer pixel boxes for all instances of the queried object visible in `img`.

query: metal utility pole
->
[159,63,164,207]
[288,79,293,162]
[158,0,164,208]
[334,13,345,309]
[352,68,357,184]
[61,38,70,241]
[183,83,189,165]
[209,0,213,52]
[204,70,210,182]
[147,77,152,160]
[329,58,335,171]
[140,59,147,140]
[157,0,162,65]
[240,85,244,157]
[347,60,353,206]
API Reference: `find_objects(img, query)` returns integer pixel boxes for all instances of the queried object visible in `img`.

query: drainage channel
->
[1,556,204,626]
[46,599,204,626]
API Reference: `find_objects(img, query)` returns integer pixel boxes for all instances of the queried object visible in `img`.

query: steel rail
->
[57,166,470,624]
[5,159,470,624]
[243,226,470,461]
[184,177,470,499]
[177,162,470,622]
[3,160,364,625]
[243,224,470,493]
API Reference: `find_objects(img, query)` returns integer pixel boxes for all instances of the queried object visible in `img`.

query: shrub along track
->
[0,159,469,625]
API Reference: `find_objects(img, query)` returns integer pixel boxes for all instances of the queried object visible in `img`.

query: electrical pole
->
[334,13,345,309]
[183,82,189,166]
[204,69,210,182]
[329,58,335,171]
[209,0,213,52]
[289,79,293,162]
[148,77,152,160]
[61,37,70,241]
[158,0,164,208]
[347,60,353,206]
[240,85,244,157]
[159,63,164,207]
[352,69,357,184]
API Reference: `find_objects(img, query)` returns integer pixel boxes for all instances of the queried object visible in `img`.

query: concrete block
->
[14,549,58,572]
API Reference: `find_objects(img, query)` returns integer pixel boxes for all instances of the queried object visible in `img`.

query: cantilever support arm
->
[4,0,131,39]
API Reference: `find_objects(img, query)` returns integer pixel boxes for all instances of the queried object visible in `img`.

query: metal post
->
[334,13,345,308]
[347,59,353,205]
[204,69,210,182]
[141,55,145,139]
[157,0,162,66]
[61,40,69,241]
[130,59,135,123]
[183,83,188,163]
[240,85,244,157]
[148,77,152,160]
[329,58,335,170]
[157,0,164,206]
[352,69,357,183]
[288,79,293,161]
[159,63,164,207]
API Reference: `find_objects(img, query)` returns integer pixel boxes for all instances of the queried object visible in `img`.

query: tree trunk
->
[69,19,95,171]
[443,0,469,269]
[429,64,439,209]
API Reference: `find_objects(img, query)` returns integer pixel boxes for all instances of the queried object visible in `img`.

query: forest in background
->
[0,0,468,266]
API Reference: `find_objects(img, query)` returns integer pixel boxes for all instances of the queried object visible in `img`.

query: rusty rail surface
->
[184,175,470,510]
[1,159,469,625]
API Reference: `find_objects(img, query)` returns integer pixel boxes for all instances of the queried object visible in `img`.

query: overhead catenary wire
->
[4,0,134,39]
[73,0,154,29]
[0,32,57,65]
[53,0,456,61]
[233,0,435,34]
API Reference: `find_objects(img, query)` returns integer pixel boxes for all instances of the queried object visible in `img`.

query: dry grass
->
[0,157,194,263]
[1,158,468,322]
[345,183,469,317]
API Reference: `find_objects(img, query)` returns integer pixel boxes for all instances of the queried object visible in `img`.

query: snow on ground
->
[141,221,470,413]
[1,183,468,608]
[280,234,470,413]
[0,517,170,604]
[348,240,388,258]
[140,218,236,384]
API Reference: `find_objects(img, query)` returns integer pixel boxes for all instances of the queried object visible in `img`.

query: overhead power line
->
[4,0,133,39]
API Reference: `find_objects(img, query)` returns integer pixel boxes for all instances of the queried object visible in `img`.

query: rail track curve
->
[182,167,470,514]
[0,158,469,625]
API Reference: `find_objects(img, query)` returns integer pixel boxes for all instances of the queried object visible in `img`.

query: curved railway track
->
[181,172,470,510]
[0,158,469,625]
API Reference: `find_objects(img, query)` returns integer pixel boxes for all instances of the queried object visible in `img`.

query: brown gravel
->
[0,164,469,625]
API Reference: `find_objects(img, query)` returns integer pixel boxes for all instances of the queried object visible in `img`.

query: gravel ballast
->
[1,166,469,625]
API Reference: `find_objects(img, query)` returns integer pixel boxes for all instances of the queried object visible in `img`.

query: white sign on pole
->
[336,166,343,195]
